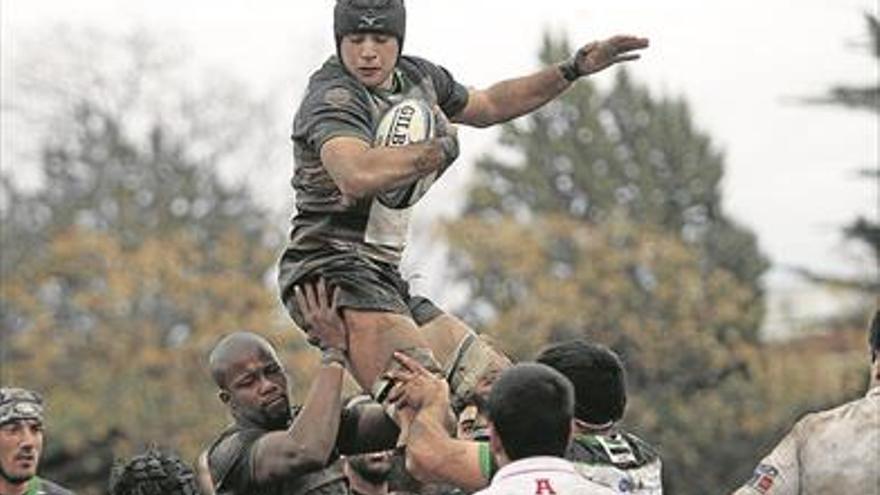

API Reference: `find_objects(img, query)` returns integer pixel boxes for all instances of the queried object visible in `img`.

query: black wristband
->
[558,60,581,82]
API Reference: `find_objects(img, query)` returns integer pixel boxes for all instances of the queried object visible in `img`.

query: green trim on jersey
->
[477,441,497,480]
[26,477,39,495]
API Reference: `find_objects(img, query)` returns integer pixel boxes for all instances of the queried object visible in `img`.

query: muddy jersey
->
[287,55,469,265]
[567,431,663,494]
[206,408,349,495]
[477,430,662,494]
[733,386,880,495]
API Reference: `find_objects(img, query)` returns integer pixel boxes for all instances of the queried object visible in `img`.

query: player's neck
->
[574,419,615,435]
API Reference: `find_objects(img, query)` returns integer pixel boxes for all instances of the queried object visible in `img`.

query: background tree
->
[0,28,311,494]
[794,13,879,314]
[460,34,769,340]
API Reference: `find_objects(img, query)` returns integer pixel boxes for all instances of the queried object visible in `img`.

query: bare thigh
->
[343,308,436,392]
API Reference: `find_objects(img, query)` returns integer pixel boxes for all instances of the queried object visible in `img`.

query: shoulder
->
[791,395,863,434]
[398,55,452,81]
[784,393,878,451]
[297,58,368,114]
[305,58,365,101]
[399,55,437,71]
[207,424,267,488]
[619,430,661,463]
[36,478,76,495]
[569,431,659,468]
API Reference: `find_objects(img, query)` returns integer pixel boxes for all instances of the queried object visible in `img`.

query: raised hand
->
[294,278,348,353]
[385,351,450,412]
[561,35,650,80]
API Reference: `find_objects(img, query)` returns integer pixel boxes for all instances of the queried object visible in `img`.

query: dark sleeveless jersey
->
[287,55,469,265]
[206,408,349,495]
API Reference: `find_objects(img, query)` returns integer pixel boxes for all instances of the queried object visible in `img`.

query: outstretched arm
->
[388,352,490,490]
[251,280,349,482]
[454,35,649,128]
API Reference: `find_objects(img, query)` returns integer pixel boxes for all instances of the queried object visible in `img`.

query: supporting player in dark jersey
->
[278,0,650,412]
[200,281,399,495]
[0,388,75,495]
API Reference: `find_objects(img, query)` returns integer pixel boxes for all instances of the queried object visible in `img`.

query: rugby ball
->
[373,98,435,148]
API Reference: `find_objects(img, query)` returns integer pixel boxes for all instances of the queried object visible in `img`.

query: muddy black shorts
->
[277,246,443,333]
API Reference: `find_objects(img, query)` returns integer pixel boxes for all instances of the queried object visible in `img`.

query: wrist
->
[558,59,581,82]
[559,44,595,82]
[436,135,459,166]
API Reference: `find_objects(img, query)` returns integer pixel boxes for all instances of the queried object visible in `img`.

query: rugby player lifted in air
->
[279,0,649,411]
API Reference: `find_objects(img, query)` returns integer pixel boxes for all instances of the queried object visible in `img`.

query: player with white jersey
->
[478,457,615,495]
[467,363,614,495]
[277,0,650,413]
[732,311,880,495]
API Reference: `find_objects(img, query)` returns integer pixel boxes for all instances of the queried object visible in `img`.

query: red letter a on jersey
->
[535,479,557,495]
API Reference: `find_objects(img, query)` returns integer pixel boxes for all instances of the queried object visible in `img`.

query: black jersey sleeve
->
[407,56,470,118]
[292,78,374,152]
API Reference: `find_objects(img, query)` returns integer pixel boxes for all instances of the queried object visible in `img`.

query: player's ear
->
[218,389,231,405]
[488,423,504,458]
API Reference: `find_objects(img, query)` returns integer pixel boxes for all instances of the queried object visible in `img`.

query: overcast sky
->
[2,0,877,304]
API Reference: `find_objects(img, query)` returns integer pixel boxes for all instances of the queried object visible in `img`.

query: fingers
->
[316,277,328,308]
[295,278,335,313]
[392,351,430,375]
[608,35,650,53]
[294,286,307,317]
[385,379,408,405]
[302,279,318,312]
[330,284,340,312]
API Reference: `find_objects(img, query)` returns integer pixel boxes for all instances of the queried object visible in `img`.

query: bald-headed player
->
[202,282,399,495]
[278,0,650,414]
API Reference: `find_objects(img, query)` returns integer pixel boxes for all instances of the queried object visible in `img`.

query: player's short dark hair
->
[536,340,627,425]
[108,449,199,495]
[869,310,879,363]
[488,363,574,461]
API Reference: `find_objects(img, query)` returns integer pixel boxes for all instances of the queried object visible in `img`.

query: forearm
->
[459,66,570,128]
[405,402,486,489]
[323,138,448,199]
[253,362,344,480]
[286,362,345,461]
